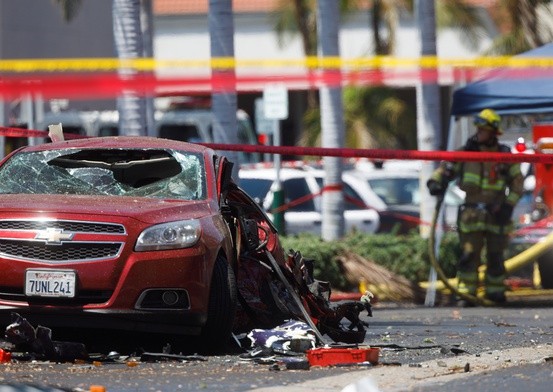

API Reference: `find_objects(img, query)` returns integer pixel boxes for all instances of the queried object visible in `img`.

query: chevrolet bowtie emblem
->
[35,228,75,245]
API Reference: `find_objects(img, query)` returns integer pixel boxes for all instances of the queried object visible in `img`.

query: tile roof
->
[153,0,498,15]
[154,0,280,15]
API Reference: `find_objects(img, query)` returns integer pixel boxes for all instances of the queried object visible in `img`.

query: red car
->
[0,136,370,352]
[0,137,250,347]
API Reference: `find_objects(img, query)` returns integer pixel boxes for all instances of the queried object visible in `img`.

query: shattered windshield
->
[0,148,206,200]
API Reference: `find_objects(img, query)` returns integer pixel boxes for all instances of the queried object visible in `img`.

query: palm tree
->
[112,0,148,136]
[273,0,317,109]
[273,1,489,150]
[301,86,417,149]
[209,0,240,180]
[317,0,346,240]
[370,0,407,55]
[273,0,416,149]
[140,0,156,137]
[54,0,151,136]
[415,0,442,241]
[485,0,553,55]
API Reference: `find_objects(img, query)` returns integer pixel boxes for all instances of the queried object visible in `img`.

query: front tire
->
[201,254,237,352]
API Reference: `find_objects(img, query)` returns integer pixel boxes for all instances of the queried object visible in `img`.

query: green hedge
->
[280,231,461,291]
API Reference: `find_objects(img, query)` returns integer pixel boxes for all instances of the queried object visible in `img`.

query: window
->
[314,177,366,210]
[159,124,201,143]
[282,178,316,212]
[368,178,419,206]
[239,178,273,204]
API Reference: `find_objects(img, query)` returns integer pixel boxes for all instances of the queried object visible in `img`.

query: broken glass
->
[0,148,206,201]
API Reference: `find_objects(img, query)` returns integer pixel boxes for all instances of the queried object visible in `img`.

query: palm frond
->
[437,1,488,51]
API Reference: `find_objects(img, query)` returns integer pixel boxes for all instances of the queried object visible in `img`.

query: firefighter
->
[427,108,524,306]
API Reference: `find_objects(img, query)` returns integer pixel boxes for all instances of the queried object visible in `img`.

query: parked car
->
[238,164,380,235]
[304,160,463,234]
[344,164,464,233]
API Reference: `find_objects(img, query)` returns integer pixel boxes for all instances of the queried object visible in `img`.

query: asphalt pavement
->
[1,300,553,392]
[253,300,553,391]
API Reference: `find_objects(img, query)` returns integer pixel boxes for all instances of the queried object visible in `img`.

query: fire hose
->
[427,194,493,306]
[426,194,553,305]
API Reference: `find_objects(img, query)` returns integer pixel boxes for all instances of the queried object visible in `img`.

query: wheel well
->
[217,249,236,274]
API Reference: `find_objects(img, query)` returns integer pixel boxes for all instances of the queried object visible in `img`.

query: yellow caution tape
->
[2,55,553,72]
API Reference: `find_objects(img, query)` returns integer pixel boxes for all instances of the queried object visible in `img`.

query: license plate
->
[25,269,76,298]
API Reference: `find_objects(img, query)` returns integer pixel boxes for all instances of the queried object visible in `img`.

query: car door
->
[279,176,321,235]
[313,175,380,234]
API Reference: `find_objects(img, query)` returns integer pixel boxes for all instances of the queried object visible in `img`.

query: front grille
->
[0,220,125,234]
[0,219,126,262]
[0,240,122,262]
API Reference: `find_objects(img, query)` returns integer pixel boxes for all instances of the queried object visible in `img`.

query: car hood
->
[0,194,214,224]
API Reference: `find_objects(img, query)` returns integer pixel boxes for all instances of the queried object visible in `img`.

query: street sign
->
[263,84,288,120]
[255,98,275,135]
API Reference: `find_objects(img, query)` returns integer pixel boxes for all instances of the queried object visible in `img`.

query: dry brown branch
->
[336,250,424,302]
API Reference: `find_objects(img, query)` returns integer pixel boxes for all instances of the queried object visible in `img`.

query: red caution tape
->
[2,125,542,230]
[202,143,553,164]
[321,184,343,192]
[0,66,553,97]
[0,126,550,164]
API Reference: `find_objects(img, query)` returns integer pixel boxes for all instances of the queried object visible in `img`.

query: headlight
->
[135,220,201,251]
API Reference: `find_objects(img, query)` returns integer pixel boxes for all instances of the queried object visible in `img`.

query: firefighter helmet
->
[473,108,502,134]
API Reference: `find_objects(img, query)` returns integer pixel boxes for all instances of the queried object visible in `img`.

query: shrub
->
[280,231,460,291]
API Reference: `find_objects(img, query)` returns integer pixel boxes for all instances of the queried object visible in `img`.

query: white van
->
[37,108,261,164]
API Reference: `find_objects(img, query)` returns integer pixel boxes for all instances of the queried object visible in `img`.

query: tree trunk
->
[112,0,148,136]
[292,0,318,109]
[318,0,345,241]
[209,0,239,180]
[140,0,156,137]
[416,0,442,238]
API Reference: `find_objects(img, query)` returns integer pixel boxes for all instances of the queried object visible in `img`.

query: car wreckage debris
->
[0,249,375,364]
[4,313,88,362]
[235,245,374,345]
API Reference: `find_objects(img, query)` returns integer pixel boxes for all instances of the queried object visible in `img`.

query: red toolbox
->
[0,349,11,363]
[306,347,379,367]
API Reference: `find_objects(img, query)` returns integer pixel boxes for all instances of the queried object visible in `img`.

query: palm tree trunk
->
[372,0,385,55]
[113,0,148,136]
[416,0,442,239]
[209,0,239,180]
[140,0,156,137]
[293,0,318,109]
[517,0,541,47]
[318,0,345,241]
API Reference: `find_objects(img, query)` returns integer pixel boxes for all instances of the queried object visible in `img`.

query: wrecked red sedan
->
[0,137,370,351]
